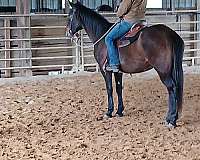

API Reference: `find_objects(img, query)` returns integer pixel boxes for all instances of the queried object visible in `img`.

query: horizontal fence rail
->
[0,10,200,77]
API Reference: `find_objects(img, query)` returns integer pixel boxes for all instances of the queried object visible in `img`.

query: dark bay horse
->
[67,1,184,128]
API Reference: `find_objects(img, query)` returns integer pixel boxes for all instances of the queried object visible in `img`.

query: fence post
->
[65,0,70,13]
[4,19,11,78]
[72,37,81,72]
[76,38,80,72]
[80,30,84,71]
[16,0,32,76]
[196,1,200,64]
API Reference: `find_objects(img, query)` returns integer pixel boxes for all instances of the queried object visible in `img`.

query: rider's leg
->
[105,20,132,72]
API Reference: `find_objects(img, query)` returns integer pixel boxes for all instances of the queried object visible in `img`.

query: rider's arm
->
[116,0,134,18]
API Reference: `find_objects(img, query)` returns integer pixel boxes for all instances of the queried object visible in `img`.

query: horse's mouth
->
[73,32,80,38]
[65,27,72,38]
[66,28,80,39]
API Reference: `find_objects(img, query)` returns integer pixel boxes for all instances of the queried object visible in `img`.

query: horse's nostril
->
[75,32,79,37]
[67,29,71,35]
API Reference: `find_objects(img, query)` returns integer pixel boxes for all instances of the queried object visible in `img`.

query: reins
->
[69,21,119,49]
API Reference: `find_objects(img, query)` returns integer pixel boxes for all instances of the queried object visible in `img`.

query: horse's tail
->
[172,33,184,116]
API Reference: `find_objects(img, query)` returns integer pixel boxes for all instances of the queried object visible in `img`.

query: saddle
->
[102,20,148,71]
[118,20,147,48]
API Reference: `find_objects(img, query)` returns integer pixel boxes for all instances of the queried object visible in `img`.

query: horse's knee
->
[106,81,113,95]
[116,84,123,93]
[107,87,113,95]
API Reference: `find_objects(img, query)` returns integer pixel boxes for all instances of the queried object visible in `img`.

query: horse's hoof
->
[103,113,112,120]
[115,112,123,117]
[96,116,103,121]
[165,121,176,129]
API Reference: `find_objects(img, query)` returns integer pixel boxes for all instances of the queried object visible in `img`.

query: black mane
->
[74,2,112,38]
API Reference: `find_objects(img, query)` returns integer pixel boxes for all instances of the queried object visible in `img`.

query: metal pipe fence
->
[0,10,200,77]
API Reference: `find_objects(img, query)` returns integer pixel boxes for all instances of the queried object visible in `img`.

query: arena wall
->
[0,10,199,78]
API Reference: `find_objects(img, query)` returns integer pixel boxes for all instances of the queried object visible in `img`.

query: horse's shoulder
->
[94,44,107,68]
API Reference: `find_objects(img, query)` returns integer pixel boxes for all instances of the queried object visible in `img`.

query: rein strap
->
[71,21,119,49]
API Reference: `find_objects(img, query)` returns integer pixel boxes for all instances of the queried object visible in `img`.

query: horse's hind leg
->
[158,73,178,127]
[114,72,124,117]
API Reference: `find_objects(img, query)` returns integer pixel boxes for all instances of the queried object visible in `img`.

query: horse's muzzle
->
[65,27,72,38]
[66,27,80,39]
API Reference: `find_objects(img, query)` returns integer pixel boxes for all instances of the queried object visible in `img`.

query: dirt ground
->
[0,70,200,160]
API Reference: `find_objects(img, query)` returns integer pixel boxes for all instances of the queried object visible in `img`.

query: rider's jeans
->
[105,20,132,66]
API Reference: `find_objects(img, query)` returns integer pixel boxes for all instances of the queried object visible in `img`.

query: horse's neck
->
[84,26,100,43]
[82,20,111,44]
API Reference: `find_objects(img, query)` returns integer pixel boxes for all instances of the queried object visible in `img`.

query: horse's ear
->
[67,0,75,8]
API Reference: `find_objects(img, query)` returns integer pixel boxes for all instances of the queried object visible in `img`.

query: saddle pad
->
[118,21,147,48]
[125,23,146,38]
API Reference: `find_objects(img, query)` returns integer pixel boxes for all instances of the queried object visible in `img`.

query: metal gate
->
[0,10,200,78]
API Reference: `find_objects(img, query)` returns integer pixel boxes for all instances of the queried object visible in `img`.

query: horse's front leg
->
[114,72,124,117]
[102,71,114,118]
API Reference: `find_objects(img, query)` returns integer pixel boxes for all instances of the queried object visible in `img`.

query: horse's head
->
[66,1,111,43]
[66,1,83,38]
